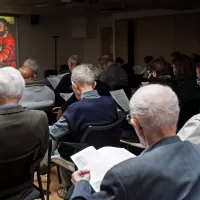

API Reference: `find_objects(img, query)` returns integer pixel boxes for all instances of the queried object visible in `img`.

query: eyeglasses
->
[126,114,132,124]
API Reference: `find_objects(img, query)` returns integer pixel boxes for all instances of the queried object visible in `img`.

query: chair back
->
[0,145,40,198]
[178,98,200,130]
[80,117,125,149]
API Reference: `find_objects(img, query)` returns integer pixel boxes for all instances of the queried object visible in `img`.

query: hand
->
[71,170,90,185]
[56,109,62,121]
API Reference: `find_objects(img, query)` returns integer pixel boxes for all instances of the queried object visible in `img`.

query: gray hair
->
[23,58,39,75]
[87,64,102,78]
[129,84,180,131]
[68,55,81,66]
[0,67,25,103]
[71,64,95,85]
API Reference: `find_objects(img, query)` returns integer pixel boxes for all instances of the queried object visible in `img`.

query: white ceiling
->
[1,0,200,16]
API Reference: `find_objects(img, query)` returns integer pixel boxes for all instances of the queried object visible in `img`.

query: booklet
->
[60,93,73,102]
[110,89,130,112]
[71,146,135,192]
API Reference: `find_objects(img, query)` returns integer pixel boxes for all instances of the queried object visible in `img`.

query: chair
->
[46,117,125,200]
[0,145,45,200]
[178,98,200,131]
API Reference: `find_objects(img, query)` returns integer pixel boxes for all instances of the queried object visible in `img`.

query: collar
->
[81,90,100,99]
[0,104,25,115]
[141,136,181,155]
[26,80,44,87]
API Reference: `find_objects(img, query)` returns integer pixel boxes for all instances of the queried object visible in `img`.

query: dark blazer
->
[71,136,200,200]
[0,105,49,198]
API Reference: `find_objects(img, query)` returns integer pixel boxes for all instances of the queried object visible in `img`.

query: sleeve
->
[49,116,71,140]
[177,116,200,144]
[0,34,15,62]
[38,112,49,159]
[71,170,127,200]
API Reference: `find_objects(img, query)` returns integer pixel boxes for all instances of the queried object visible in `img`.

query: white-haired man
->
[54,55,81,107]
[71,84,200,200]
[46,64,118,198]
[0,67,49,199]
[23,58,39,79]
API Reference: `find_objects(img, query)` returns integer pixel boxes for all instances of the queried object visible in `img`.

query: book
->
[110,89,130,112]
[71,146,135,192]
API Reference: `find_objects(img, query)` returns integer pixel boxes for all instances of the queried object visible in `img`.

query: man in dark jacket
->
[71,84,200,200]
[0,67,49,199]
[54,55,81,107]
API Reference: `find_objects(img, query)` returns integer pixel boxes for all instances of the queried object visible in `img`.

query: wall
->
[18,15,112,78]
[134,13,200,66]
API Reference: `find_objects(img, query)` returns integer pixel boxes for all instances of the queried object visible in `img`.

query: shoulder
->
[25,109,48,122]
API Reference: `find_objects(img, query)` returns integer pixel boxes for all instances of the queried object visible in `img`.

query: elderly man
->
[0,67,49,199]
[54,55,81,107]
[99,54,128,90]
[19,66,55,110]
[71,84,200,200]
[45,64,118,198]
[23,58,39,79]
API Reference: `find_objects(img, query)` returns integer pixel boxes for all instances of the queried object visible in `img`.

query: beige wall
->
[134,13,200,66]
[18,15,112,79]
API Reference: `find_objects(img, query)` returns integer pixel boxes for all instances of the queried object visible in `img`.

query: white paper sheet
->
[110,89,129,112]
[47,77,60,89]
[60,93,73,102]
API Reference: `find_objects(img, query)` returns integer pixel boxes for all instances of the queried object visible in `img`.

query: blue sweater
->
[62,96,118,142]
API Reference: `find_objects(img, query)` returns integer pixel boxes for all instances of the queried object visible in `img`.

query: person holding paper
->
[71,84,200,200]
[54,55,81,107]
[45,64,118,198]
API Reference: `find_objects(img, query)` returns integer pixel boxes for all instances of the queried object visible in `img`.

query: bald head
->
[19,66,35,82]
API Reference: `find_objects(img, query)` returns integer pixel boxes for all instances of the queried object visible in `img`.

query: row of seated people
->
[2,62,200,199]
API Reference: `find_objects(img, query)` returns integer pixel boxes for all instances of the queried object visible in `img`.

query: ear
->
[152,71,157,77]
[130,118,143,137]
[72,82,77,90]
[93,81,97,89]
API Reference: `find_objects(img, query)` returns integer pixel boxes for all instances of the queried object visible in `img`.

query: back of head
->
[87,64,102,79]
[149,58,170,76]
[68,55,81,66]
[0,67,25,105]
[71,64,95,86]
[115,57,124,65]
[172,54,194,76]
[19,66,34,82]
[130,84,179,131]
[23,58,39,76]
[99,54,114,67]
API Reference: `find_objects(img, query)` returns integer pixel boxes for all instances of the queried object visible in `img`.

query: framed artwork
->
[0,16,17,68]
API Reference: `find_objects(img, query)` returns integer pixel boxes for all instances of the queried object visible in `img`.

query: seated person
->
[99,54,128,91]
[19,66,55,109]
[45,65,118,197]
[23,58,39,79]
[71,84,200,200]
[148,57,174,88]
[143,55,154,78]
[0,67,49,199]
[58,64,111,118]
[178,114,200,144]
[54,55,81,107]
[172,54,200,105]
